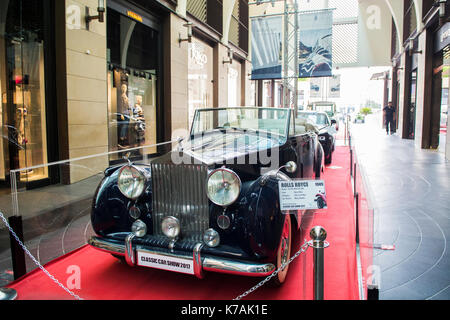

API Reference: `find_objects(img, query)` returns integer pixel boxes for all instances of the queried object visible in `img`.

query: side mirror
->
[330,119,339,131]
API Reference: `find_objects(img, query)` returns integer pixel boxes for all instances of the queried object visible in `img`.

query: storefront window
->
[107,6,159,161]
[188,38,214,127]
[0,0,50,184]
[262,80,272,107]
[408,70,417,139]
[274,80,283,108]
[439,49,449,153]
[250,80,257,106]
[227,63,241,107]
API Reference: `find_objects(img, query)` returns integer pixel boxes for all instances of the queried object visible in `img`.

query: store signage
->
[435,22,450,53]
[279,180,327,211]
[137,251,194,275]
[229,67,238,79]
[189,44,208,67]
[127,10,143,23]
[66,4,81,30]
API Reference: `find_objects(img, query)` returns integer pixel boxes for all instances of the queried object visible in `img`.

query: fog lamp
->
[162,216,181,239]
[129,206,141,220]
[203,228,220,248]
[131,220,147,238]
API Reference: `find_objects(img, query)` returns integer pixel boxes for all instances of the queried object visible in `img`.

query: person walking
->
[383,102,396,135]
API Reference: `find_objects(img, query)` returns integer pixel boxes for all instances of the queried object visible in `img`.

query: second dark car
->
[298,111,336,164]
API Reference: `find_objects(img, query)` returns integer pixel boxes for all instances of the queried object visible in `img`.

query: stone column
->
[63,0,109,183]
[414,28,433,149]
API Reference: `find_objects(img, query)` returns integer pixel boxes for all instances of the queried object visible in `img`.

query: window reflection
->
[188,38,214,127]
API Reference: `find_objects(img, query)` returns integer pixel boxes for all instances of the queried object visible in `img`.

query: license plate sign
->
[136,251,194,275]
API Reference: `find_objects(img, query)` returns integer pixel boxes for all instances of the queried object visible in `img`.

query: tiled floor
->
[351,112,450,300]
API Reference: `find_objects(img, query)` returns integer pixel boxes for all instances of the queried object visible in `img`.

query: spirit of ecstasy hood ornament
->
[123,152,133,166]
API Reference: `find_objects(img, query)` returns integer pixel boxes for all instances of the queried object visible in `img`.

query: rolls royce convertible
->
[88,107,324,285]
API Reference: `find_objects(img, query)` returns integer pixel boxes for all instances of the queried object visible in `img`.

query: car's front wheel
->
[270,214,292,286]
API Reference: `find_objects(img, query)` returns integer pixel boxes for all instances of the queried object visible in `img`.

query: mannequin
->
[133,95,146,145]
[17,106,28,145]
[118,83,130,148]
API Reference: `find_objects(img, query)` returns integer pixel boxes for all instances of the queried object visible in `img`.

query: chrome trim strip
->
[125,233,136,266]
[193,243,204,279]
[89,236,275,277]
[203,257,275,277]
[88,237,125,255]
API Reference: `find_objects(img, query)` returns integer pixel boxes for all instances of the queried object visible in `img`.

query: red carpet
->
[7,147,359,300]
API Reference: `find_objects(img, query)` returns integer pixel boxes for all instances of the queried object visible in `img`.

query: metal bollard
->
[350,149,353,177]
[0,287,17,300]
[310,226,328,300]
[8,215,27,280]
[355,192,360,244]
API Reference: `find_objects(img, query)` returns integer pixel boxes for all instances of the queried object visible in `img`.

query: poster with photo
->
[328,75,341,98]
[310,77,322,98]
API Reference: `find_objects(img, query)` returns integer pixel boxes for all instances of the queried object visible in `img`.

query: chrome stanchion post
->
[310,226,328,300]
[0,287,17,300]
[355,192,360,244]
[8,215,27,280]
[350,149,353,177]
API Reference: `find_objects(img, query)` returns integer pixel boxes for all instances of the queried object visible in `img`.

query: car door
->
[284,111,314,179]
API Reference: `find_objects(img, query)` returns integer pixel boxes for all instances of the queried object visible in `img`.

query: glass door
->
[407,70,417,139]
[188,38,214,126]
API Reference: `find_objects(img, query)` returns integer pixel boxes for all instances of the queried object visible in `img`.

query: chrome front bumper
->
[88,235,276,279]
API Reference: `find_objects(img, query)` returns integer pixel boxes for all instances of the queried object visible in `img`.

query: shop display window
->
[107,68,157,161]
[107,7,159,161]
[0,0,50,185]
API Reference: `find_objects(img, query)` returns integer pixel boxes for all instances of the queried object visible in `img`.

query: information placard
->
[279,180,327,211]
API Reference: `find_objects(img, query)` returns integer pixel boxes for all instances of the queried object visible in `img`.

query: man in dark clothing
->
[383,102,396,135]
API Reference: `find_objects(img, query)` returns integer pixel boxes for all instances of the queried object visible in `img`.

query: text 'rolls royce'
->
[88,107,323,285]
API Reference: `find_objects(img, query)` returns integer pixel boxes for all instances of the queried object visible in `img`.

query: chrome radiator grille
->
[151,163,209,242]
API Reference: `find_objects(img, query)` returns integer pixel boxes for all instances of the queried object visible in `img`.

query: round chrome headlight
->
[162,216,181,239]
[206,168,241,207]
[118,165,146,199]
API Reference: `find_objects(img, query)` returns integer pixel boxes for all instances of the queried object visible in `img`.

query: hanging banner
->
[251,16,283,80]
[310,77,322,98]
[298,11,333,78]
[328,75,341,98]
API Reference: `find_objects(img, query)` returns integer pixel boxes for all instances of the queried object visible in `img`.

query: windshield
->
[298,113,329,126]
[316,105,334,113]
[191,107,290,139]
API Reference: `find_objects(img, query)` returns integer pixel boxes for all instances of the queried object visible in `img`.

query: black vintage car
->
[298,111,336,165]
[89,107,324,285]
